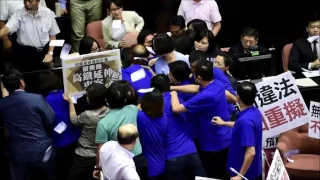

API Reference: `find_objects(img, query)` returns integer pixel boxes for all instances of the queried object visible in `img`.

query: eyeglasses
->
[110,7,122,13]
[91,48,100,53]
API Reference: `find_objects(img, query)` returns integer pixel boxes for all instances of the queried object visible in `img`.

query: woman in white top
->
[102,0,144,49]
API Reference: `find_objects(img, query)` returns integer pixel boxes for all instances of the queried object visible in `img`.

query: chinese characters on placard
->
[72,58,121,88]
[255,72,309,138]
[267,150,290,180]
[308,101,320,139]
[264,136,279,149]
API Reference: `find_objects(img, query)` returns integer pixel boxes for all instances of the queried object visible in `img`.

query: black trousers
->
[13,43,49,73]
[67,154,96,180]
[9,158,55,180]
[199,147,229,179]
[133,153,149,180]
[54,142,78,180]
[165,152,206,180]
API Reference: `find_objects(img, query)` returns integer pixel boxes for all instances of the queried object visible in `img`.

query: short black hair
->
[121,47,132,68]
[171,35,192,55]
[237,81,258,105]
[86,83,108,109]
[110,80,138,106]
[106,82,126,109]
[141,89,164,119]
[38,71,61,96]
[168,15,186,29]
[168,61,191,82]
[153,33,174,55]
[307,12,320,26]
[189,50,208,64]
[187,19,207,34]
[79,36,100,55]
[184,29,196,44]
[216,52,233,67]
[241,27,259,39]
[107,0,123,9]
[137,29,154,45]
[150,74,170,93]
[194,60,214,81]
[194,29,217,54]
[117,126,139,145]
[1,69,23,92]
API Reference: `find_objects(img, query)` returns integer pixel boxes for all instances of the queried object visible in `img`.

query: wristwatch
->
[48,51,53,55]
[94,165,101,171]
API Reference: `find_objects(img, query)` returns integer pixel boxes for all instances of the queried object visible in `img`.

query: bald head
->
[117,124,139,145]
[131,44,149,58]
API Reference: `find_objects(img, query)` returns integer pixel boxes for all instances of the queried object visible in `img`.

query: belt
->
[16,43,48,52]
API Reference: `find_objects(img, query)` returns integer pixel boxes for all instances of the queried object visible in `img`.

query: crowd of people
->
[0,0,319,180]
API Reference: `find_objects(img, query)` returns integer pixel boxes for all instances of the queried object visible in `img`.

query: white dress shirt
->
[308,38,320,70]
[5,6,60,48]
[112,23,126,41]
[99,141,140,180]
[0,0,47,21]
[177,0,222,31]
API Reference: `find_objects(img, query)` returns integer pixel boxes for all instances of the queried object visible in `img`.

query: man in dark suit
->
[228,27,268,79]
[0,69,55,180]
[228,27,268,56]
[289,12,320,73]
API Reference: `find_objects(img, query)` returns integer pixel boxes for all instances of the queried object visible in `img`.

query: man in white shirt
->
[0,0,47,49]
[178,0,222,36]
[99,124,140,180]
[0,0,60,73]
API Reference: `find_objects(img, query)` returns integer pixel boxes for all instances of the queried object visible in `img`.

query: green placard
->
[251,51,260,56]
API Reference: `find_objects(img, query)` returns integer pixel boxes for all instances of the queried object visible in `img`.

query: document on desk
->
[262,76,275,81]
[302,70,320,78]
[195,177,220,180]
[295,78,318,87]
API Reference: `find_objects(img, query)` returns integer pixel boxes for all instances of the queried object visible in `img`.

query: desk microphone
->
[249,45,259,51]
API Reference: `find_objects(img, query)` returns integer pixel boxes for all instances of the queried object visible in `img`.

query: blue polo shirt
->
[183,80,231,151]
[227,106,262,179]
[212,67,237,114]
[45,90,81,148]
[163,92,196,159]
[155,51,189,75]
[177,80,198,139]
[137,111,167,177]
[190,67,236,114]
[122,64,153,97]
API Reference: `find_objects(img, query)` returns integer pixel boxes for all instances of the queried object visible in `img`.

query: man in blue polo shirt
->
[212,81,262,180]
[151,74,206,179]
[170,60,231,179]
[121,44,155,97]
[189,50,238,121]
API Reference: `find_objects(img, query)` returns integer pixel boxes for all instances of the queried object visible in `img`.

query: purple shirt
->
[178,0,222,30]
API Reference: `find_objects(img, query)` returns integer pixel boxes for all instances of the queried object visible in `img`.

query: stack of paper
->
[302,70,320,78]
[295,78,318,87]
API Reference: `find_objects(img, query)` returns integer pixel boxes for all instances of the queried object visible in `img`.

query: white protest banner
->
[255,71,309,138]
[62,49,122,96]
[308,101,320,139]
[266,149,290,180]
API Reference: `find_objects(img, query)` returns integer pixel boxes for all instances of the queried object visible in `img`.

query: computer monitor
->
[231,50,276,80]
